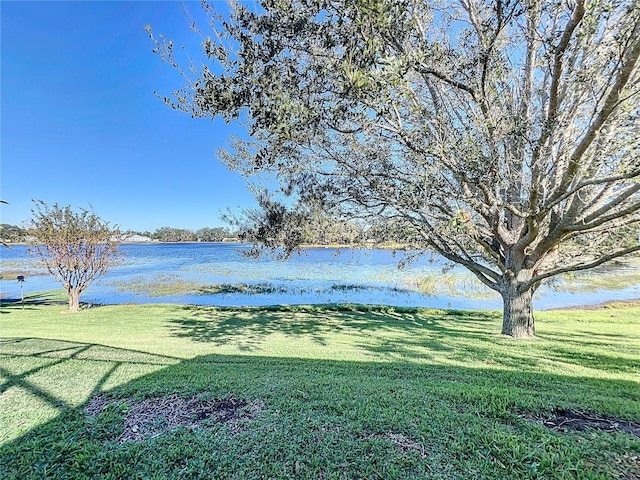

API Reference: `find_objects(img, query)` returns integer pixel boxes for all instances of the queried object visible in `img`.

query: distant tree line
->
[119,226,235,243]
[228,203,415,249]
[0,224,28,243]
[0,224,237,244]
[2,218,414,246]
[126,215,418,245]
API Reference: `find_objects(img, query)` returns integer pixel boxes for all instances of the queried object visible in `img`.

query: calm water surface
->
[1,243,639,309]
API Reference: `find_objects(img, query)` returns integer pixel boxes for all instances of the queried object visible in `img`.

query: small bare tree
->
[29,201,121,312]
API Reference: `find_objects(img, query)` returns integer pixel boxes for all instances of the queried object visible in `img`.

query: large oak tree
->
[150,0,640,337]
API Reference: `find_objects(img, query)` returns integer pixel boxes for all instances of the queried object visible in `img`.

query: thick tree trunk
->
[67,288,81,313]
[500,282,535,338]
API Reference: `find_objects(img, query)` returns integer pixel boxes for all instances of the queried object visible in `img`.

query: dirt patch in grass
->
[366,432,429,458]
[525,408,640,438]
[384,432,428,458]
[86,393,263,443]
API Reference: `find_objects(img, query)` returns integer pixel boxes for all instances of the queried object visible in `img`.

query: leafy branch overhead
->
[149,0,640,337]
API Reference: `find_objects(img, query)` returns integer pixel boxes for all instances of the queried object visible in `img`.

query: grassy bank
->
[1,300,639,479]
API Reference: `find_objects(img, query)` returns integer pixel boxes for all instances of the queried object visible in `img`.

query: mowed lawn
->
[0,299,639,479]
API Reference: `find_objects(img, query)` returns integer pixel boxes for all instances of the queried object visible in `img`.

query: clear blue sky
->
[1,1,257,232]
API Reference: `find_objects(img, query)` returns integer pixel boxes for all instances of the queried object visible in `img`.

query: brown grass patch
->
[524,408,640,438]
[85,393,263,443]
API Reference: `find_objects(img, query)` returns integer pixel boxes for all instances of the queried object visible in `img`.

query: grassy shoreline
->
[1,300,639,479]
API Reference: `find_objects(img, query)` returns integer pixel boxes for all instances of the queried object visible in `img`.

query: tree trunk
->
[67,288,81,313]
[500,282,535,338]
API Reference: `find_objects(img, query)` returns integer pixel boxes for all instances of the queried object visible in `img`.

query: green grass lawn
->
[0,299,639,479]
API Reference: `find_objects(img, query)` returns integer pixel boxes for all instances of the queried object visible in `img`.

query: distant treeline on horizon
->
[1,217,415,246]
[123,226,236,243]
[0,224,236,244]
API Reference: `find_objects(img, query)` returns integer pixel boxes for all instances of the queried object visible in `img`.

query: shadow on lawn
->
[168,305,499,355]
[1,341,639,479]
[165,305,640,374]
[0,294,67,313]
[0,337,182,445]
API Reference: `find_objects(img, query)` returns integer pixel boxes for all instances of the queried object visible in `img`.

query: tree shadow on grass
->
[166,305,640,374]
[0,346,639,479]
[0,337,181,445]
[168,305,500,356]
[542,346,640,374]
[540,329,637,342]
[0,294,67,313]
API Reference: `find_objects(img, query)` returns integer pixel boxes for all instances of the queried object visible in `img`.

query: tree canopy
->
[150,0,640,337]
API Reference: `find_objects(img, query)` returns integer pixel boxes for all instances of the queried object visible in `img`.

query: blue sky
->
[1,1,257,232]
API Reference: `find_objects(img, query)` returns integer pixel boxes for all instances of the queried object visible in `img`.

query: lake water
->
[1,243,639,310]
